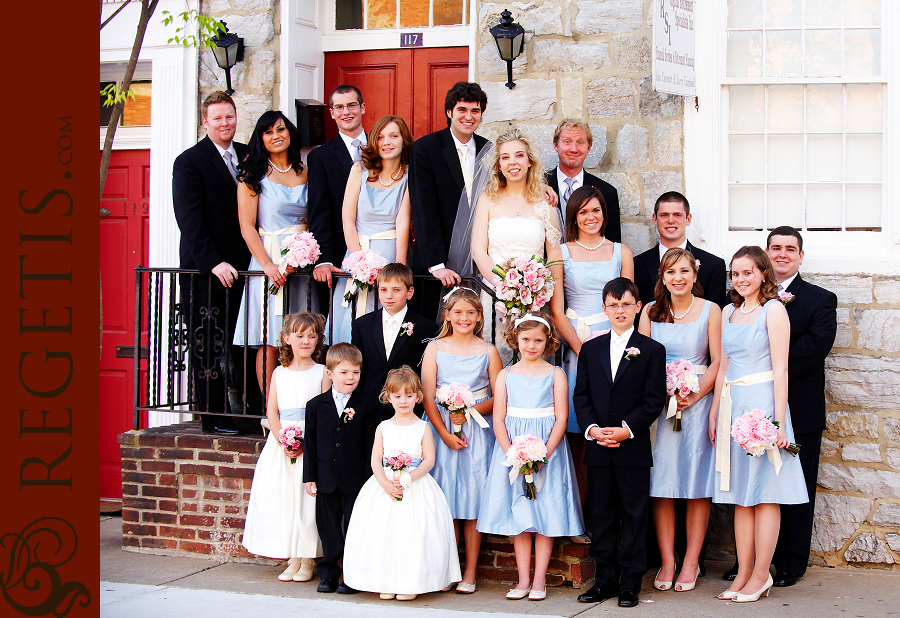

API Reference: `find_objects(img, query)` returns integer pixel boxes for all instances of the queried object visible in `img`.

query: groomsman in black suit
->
[408,82,489,313]
[309,84,366,299]
[544,119,621,243]
[765,226,837,586]
[172,91,250,434]
[575,278,666,607]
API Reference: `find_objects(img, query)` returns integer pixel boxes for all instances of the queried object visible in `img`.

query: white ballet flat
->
[456,581,476,594]
[396,594,417,601]
[379,593,395,600]
[292,563,315,582]
[506,587,531,600]
[277,562,300,582]
[528,588,547,600]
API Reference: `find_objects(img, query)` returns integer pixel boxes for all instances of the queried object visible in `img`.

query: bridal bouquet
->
[491,255,555,320]
[384,450,413,501]
[732,409,800,473]
[665,359,701,431]
[341,249,388,306]
[278,426,303,464]
[269,231,321,294]
[436,382,485,437]
[502,435,548,501]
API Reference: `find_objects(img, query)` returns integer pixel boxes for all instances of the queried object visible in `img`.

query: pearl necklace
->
[268,159,292,173]
[377,165,404,187]
[573,237,605,251]
[739,300,761,314]
[670,295,694,320]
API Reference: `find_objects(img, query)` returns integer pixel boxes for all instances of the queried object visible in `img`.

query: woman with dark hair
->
[548,185,633,536]
[637,247,721,593]
[327,115,413,344]
[710,246,807,603]
[234,110,310,395]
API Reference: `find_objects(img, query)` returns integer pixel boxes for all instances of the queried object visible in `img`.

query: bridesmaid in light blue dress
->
[327,115,412,344]
[711,246,806,602]
[234,110,311,394]
[636,247,722,592]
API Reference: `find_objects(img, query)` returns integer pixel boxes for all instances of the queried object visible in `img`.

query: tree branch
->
[100,0,132,31]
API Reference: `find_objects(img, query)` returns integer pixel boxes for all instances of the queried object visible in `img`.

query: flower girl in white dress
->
[343,366,461,600]
[242,313,330,582]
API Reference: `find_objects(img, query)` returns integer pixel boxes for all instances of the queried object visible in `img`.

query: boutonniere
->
[400,322,414,336]
[779,291,795,305]
[624,347,641,360]
[695,259,701,268]
[341,407,356,424]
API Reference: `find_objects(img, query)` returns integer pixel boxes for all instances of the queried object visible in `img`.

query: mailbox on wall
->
[295,99,328,147]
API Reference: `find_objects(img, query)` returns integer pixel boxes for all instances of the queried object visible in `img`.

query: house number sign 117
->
[400,33,423,47]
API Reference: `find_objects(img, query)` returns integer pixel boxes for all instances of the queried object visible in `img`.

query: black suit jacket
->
[408,127,489,274]
[544,168,621,243]
[307,134,355,266]
[633,241,729,309]
[574,331,666,468]
[783,274,837,434]
[302,390,377,494]
[172,136,251,273]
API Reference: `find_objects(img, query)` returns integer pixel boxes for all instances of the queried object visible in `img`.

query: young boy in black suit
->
[351,263,438,419]
[573,278,666,607]
[303,343,377,594]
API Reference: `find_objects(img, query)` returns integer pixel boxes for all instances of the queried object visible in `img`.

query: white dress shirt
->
[338,130,367,162]
[658,239,688,262]
[584,326,636,441]
[778,272,798,293]
[429,133,477,273]
[382,305,408,358]
[211,140,239,181]
[331,388,351,415]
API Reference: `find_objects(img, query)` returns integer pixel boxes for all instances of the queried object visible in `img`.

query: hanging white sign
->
[653,0,696,97]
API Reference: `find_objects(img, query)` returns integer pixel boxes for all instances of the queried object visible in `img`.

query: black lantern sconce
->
[490,9,526,89]
[210,22,244,95]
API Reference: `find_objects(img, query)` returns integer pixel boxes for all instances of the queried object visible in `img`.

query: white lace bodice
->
[487,203,560,264]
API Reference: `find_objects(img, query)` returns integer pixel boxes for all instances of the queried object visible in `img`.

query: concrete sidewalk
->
[101,515,897,617]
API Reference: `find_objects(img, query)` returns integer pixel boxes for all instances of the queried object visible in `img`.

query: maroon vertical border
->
[0,1,98,615]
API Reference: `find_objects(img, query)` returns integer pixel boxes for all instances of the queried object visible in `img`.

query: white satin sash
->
[715,370,775,492]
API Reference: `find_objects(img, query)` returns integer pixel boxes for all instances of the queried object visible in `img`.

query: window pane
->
[729,86,765,132]
[367,0,397,28]
[804,30,842,77]
[846,84,882,132]
[767,185,804,228]
[727,0,763,28]
[729,135,765,182]
[729,185,765,230]
[806,84,843,132]
[434,0,464,26]
[765,30,801,77]
[122,82,152,126]
[806,134,843,182]
[845,135,882,182]
[400,0,429,27]
[845,185,881,229]
[804,0,840,28]
[768,85,803,132]
[766,0,800,28]
[805,184,843,229]
[727,31,763,77]
[768,135,803,182]
[844,29,880,76]
[335,0,364,29]
[844,0,880,27]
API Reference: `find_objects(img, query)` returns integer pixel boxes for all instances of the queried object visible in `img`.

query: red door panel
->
[412,47,469,139]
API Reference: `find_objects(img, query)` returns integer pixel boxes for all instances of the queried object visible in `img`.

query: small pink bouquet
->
[502,435,549,501]
[341,249,388,306]
[665,359,701,431]
[436,382,481,437]
[278,426,303,464]
[732,408,800,463]
[383,449,413,501]
[491,255,555,320]
[269,231,321,294]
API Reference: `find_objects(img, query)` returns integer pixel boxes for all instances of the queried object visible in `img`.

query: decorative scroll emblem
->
[194,306,226,380]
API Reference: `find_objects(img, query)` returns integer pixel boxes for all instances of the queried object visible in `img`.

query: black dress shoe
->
[336,582,358,594]
[722,562,739,581]
[698,562,706,577]
[773,571,800,587]
[617,584,639,608]
[317,578,338,593]
[577,584,618,603]
[212,425,240,435]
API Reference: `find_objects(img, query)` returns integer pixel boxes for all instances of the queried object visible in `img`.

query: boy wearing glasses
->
[573,277,666,608]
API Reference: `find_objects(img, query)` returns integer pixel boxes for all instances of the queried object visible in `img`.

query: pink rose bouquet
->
[491,255,555,321]
[341,249,388,306]
[436,382,480,437]
[502,435,549,501]
[664,359,701,431]
[269,231,322,294]
[731,408,800,460]
[383,449,413,501]
[278,426,303,464]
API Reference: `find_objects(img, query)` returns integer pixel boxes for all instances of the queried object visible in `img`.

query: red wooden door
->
[100,149,149,500]
[324,47,469,141]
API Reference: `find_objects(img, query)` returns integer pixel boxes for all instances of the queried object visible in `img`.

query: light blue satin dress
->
[327,169,407,344]
[477,371,584,537]
[234,176,309,347]
[560,243,621,432]
[713,301,807,506]
[648,300,716,499]
[428,350,495,520]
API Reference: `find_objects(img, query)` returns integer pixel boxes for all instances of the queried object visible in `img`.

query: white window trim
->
[685,1,899,275]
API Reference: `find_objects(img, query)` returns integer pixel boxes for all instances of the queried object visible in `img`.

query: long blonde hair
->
[435,287,485,339]
[484,128,544,204]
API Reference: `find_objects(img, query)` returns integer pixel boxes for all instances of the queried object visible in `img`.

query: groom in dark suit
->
[575,278,666,607]
[544,119,621,243]
[172,91,251,433]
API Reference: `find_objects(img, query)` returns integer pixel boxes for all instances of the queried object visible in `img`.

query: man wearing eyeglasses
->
[308,84,367,294]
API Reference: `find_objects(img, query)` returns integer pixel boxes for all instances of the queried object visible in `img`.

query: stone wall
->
[474,0,682,256]
[199,0,280,143]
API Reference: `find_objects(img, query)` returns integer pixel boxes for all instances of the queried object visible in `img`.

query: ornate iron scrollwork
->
[194,306,226,380]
